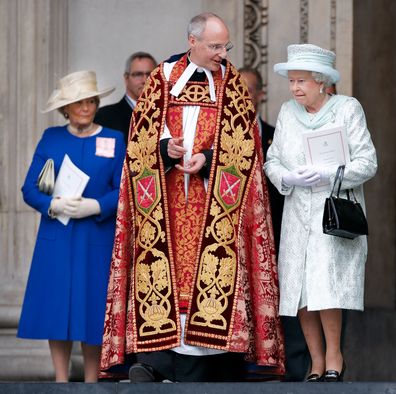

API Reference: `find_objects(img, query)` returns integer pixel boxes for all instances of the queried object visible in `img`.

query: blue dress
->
[17,125,125,345]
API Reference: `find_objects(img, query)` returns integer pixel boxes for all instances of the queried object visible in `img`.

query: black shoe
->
[128,362,156,383]
[324,362,346,382]
[305,373,324,382]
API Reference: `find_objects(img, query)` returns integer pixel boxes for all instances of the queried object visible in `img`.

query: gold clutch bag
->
[37,158,55,195]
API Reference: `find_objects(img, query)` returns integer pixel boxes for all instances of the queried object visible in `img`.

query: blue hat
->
[274,44,340,83]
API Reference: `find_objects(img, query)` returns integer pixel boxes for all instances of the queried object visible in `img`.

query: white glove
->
[63,197,101,219]
[49,197,71,217]
[305,165,338,183]
[282,166,321,187]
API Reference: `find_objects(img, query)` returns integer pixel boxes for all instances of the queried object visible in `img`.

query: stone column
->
[0,0,68,380]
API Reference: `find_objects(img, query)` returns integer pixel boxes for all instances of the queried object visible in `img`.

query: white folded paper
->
[52,154,90,225]
[302,126,350,192]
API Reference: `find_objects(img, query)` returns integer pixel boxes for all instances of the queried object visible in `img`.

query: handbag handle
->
[330,165,345,197]
[330,165,358,203]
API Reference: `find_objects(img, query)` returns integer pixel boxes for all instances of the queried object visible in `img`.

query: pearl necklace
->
[67,123,96,137]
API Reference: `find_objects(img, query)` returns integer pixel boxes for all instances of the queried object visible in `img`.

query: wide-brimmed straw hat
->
[42,70,115,113]
[274,44,340,83]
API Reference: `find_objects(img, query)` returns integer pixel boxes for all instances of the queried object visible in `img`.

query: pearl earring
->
[319,86,324,94]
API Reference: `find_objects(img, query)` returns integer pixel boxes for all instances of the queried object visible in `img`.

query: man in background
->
[95,51,157,143]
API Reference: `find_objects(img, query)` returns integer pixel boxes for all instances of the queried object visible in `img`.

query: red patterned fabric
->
[100,54,285,375]
[166,80,219,310]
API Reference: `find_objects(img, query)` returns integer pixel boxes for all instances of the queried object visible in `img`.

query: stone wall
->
[353,0,396,309]
[0,0,69,380]
[342,0,396,381]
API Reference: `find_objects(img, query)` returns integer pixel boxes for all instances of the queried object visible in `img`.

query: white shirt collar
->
[125,94,136,109]
[169,60,217,102]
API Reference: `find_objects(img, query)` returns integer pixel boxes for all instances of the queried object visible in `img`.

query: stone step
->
[0,329,82,381]
[0,382,396,394]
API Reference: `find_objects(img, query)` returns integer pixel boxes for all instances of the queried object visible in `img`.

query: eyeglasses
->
[204,41,234,53]
[127,71,151,79]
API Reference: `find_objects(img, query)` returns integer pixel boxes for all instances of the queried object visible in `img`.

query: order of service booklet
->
[52,154,90,225]
[302,126,350,192]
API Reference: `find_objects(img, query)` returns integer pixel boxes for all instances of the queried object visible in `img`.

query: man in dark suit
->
[240,67,310,382]
[95,52,157,144]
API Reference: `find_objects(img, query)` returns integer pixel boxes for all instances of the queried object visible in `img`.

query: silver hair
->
[311,71,333,88]
[124,51,157,75]
[187,12,222,38]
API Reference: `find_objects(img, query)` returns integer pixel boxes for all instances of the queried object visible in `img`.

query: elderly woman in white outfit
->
[264,44,377,382]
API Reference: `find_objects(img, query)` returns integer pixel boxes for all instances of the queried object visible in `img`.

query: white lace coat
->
[264,96,377,316]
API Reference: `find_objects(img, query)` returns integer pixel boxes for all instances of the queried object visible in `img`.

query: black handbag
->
[322,165,368,239]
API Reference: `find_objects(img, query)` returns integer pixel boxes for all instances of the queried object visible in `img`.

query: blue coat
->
[17,126,125,345]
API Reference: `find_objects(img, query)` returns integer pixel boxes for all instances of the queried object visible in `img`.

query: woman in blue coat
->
[18,70,126,382]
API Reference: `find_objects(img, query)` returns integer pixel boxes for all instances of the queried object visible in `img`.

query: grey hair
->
[311,71,333,87]
[124,51,157,74]
[187,12,222,38]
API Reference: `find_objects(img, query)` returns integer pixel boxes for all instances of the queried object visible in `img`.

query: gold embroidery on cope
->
[177,83,211,103]
[190,74,255,331]
[129,73,176,338]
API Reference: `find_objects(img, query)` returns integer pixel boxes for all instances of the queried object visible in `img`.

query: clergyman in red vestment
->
[100,12,285,382]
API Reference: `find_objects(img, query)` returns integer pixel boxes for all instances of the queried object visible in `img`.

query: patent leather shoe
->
[305,373,324,382]
[324,362,346,382]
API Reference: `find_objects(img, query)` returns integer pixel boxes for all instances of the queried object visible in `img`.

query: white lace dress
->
[264,96,377,316]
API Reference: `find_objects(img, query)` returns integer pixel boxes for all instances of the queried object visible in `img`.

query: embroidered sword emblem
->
[220,171,240,203]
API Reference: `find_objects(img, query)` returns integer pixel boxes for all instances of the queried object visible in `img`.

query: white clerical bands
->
[170,61,216,102]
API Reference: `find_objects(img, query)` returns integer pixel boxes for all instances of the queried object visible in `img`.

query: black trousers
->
[281,316,310,381]
[136,350,245,382]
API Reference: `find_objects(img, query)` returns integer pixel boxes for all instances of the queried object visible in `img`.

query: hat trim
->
[274,62,340,83]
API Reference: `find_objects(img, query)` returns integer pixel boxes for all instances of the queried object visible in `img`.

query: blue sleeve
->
[21,130,53,217]
[95,134,126,222]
